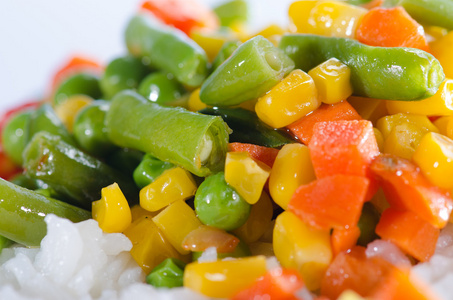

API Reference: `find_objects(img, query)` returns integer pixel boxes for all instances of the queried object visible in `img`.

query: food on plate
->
[1,0,453,299]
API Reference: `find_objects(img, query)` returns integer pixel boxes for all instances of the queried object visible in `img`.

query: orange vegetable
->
[356,7,430,52]
[370,268,439,300]
[331,225,361,257]
[286,101,362,145]
[320,246,395,299]
[140,0,219,35]
[375,208,439,262]
[370,154,452,228]
[181,225,239,253]
[363,0,384,10]
[308,120,379,199]
[51,56,102,91]
[228,142,279,168]
[288,175,369,230]
[231,267,305,300]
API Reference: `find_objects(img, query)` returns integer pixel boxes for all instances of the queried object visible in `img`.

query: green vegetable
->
[279,34,445,100]
[200,36,294,106]
[73,100,117,157]
[357,202,380,246]
[125,14,209,87]
[211,40,241,71]
[194,172,251,231]
[9,174,49,191]
[146,258,186,288]
[106,147,144,176]
[346,0,373,5]
[383,0,453,30]
[100,55,150,99]
[22,132,138,210]
[0,177,90,246]
[53,73,102,106]
[2,110,32,165]
[2,104,75,166]
[0,235,13,252]
[200,107,294,148]
[214,0,248,27]
[138,72,186,105]
[106,90,230,177]
[133,154,175,189]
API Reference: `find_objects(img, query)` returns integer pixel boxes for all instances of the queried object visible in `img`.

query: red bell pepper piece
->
[231,267,305,300]
[286,101,361,145]
[375,208,439,262]
[140,0,219,35]
[288,174,369,230]
[228,142,279,168]
[370,154,452,228]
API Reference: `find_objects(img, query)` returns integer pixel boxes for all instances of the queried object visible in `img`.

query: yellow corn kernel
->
[383,122,429,160]
[376,113,438,139]
[224,152,271,204]
[273,211,332,291]
[425,26,448,41]
[231,191,273,243]
[130,204,158,221]
[255,69,320,128]
[413,132,453,190]
[269,143,316,210]
[124,216,184,274]
[290,0,367,38]
[187,88,207,112]
[152,200,202,255]
[183,256,267,298]
[434,116,453,139]
[237,98,257,111]
[338,290,367,300]
[347,96,388,125]
[386,79,453,116]
[190,30,234,62]
[55,95,93,132]
[259,219,275,243]
[140,167,197,212]
[430,31,453,79]
[308,58,353,104]
[250,24,286,45]
[92,182,131,233]
[373,127,384,153]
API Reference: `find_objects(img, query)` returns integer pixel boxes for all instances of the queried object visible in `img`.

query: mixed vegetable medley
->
[1,0,453,298]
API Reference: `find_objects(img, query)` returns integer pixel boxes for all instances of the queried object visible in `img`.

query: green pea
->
[137,72,185,105]
[146,258,186,288]
[73,100,117,157]
[357,202,380,246]
[214,0,248,27]
[100,56,150,99]
[1,110,32,165]
[53,73,102,106]
[133,154,175,189]
[194,172,251,231]
[192,239,251,261]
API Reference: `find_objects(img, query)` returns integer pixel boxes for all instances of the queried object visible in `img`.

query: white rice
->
[0,215,210,300]
[2,214,453,300]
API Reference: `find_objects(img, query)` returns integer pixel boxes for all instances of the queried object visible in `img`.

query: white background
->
[0,0,294,112]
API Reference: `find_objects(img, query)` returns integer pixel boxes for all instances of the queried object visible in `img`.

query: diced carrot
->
[51,56,102,91]
[370,268,440,300]
[375,208,439,262]
[308,120,379,199]
[140,0,219,35]
[286,101,361,145]
[356,7,430,52]
[370,154,452,228]
[320,246,395,299]
[331,225,361,257]
[181,225,239,253]
[228,142,279,168]
[231,267,304,300]
[288,175,369,230]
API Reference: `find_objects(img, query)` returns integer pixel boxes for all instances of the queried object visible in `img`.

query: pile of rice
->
[0,214,452,300]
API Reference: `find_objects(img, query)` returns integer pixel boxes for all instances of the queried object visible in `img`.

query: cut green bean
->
[279,34,445,100]
[0,178,90,246]
[106,90,230,177]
